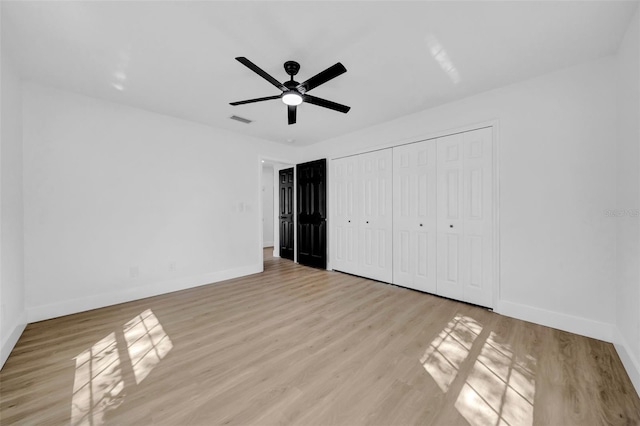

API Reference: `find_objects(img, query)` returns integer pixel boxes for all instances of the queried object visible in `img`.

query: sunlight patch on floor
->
[71,309,173,425]
[455,331,536,426]
[124,309,173,385]
[421,315,483,392]
[71,332,125,426]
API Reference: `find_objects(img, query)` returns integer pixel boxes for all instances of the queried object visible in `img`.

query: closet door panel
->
[436,133,464,301]
[392,142,436,293]
[359,149,393,283]
[437,128,494,308]
[331,156,359,274]
[461,128,493,307]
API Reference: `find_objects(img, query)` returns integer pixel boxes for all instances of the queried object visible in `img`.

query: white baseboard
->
[27,264,263,323]
[263,241,274,248]
[496,300,615,343]
[1,311,28,370]
[614,329,640,398]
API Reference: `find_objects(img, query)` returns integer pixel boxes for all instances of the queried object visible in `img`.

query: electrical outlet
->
[129,266,139,278]
[169,261,176,272]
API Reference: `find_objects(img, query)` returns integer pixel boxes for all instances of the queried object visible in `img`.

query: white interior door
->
[331,156,359,275]
[393,141,437,293]
[437,128,493,307]
[359,149,393,283]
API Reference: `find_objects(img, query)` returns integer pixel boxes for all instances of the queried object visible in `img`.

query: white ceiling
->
[2,1,637,146]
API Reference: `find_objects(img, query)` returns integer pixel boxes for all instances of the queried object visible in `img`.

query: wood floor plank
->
[1,249,639,425]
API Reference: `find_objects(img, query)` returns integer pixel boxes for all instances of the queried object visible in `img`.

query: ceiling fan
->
[230,57,350,125]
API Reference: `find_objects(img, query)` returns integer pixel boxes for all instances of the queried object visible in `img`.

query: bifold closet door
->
[332,156,359,275]
[392,142,437,293]
[436,128,494,307]
[331,150,393,283]
[358,149,393,283]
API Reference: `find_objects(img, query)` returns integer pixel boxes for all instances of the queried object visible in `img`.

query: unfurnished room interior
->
[1,1,640,425]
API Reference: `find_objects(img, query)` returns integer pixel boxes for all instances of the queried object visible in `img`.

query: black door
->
[297,159,327,269]
[279,168,295,260]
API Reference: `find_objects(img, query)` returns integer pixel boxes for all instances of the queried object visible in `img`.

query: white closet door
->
[393,141,437,293]
[331,156,359,274]
[436,133,464,301]
[461,128,494,307]
[436,128,493,307]
[359,149,393,283]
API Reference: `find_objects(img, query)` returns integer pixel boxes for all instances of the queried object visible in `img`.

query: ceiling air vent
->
[229,115,253,124]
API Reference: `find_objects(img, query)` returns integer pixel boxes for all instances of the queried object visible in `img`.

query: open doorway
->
[278,167,295,261]
[261,159,295,267]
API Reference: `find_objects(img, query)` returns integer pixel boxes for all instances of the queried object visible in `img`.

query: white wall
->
[615,8,640,394]
[22,84,297,322]
[262,165,274,247]
[0,28,27,368]
[305,56,619,342]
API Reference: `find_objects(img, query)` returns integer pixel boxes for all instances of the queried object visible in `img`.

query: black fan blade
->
[230,95,281,106]
[297,62,347,93]
[236,57,287,91]
[288,105,297,125]
[303,94,350,113]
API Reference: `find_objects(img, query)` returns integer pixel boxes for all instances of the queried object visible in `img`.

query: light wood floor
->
[1,248,639,425]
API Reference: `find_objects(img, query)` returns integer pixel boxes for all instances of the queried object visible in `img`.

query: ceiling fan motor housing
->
[284,60,300,77]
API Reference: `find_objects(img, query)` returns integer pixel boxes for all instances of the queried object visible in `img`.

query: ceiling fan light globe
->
[282,92,303,106]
